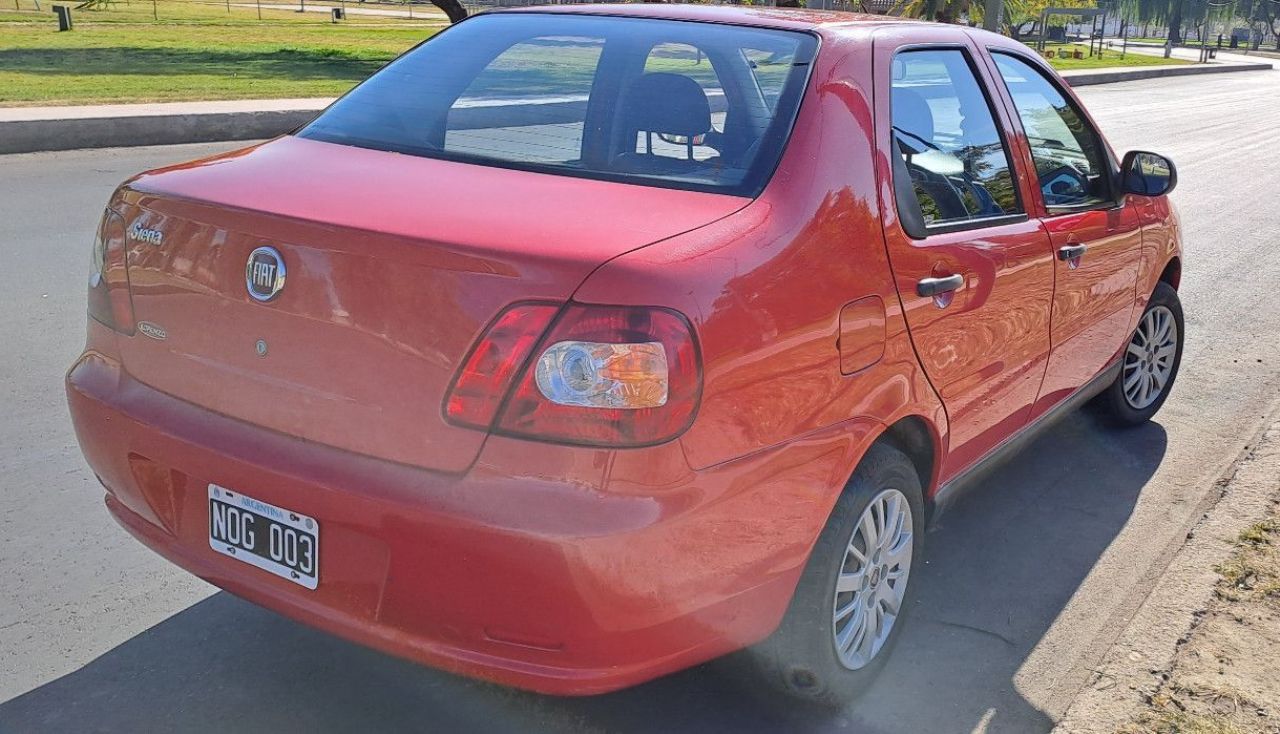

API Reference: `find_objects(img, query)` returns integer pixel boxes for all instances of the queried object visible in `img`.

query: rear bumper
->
[66,333,877,694]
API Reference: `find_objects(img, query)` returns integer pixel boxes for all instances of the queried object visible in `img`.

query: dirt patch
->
[1119,511,1280,734]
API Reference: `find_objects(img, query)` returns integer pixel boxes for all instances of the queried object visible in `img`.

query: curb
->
[1063,60,1271,86]
[1052,409,1280,732]
[0,62,1270,155]
[0,107,324,155]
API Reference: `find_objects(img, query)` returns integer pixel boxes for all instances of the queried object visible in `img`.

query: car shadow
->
[0,410,1165,734]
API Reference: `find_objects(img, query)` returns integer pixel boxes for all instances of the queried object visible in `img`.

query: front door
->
[986,51,1143,419]
[873,31,1056,478]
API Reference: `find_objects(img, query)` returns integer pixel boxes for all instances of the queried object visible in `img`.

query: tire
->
[746,442,924,708]
[1097,281,1184,426]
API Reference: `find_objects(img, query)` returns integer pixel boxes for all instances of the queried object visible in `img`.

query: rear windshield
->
[298,13,818,197]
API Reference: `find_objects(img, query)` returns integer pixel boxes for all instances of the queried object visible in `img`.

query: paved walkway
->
[1123,43,1280,69]
[0,50,1270,153]
[0,98,334,123]
[229,1,448,19]
[1,54,1267,125]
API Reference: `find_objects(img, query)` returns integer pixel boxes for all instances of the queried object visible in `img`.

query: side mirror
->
[1121,150,1178,197]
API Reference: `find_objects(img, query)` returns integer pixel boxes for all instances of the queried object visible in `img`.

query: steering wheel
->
[1040,164,1092,206]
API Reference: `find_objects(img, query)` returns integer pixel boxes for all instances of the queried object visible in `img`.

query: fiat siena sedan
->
[67,5,1184,705]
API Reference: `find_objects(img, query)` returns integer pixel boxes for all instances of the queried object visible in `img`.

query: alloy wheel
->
[1122,305,1178,410]
[831,488,913,670]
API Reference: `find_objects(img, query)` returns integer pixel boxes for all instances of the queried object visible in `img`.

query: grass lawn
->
[1039,42,1191,70]
[0,4,1194,107]
[0,0,439,105]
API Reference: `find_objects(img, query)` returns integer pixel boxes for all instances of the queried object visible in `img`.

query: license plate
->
[208,484,319,589]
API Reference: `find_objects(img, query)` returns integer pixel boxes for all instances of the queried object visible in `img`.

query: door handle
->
[916,274,964,297]
[1057,244,1088,261]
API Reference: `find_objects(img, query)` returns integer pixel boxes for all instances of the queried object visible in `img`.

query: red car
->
[67,5,1184,705]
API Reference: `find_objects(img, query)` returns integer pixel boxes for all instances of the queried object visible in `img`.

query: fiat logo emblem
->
[245,246,286,302]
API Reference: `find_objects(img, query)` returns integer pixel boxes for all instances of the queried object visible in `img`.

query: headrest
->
[891,87,935,150]
[621,73,712,137]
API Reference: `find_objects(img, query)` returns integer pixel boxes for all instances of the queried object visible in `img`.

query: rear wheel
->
[748,442,923,708]
[1098,281,1184,426]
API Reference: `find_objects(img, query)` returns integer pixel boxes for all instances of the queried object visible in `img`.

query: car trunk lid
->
[115,136,746,473]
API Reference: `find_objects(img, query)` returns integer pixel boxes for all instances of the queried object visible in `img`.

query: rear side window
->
[299,14,818,196]
[891,49,1022,228]
[992,53,1112,209]
[744,47,794,110]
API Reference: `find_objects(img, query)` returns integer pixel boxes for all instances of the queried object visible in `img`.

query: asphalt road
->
[3,69,1280,733]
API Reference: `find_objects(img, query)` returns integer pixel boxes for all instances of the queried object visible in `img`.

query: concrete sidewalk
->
[1,57,1271,154]
[0,98,333,155]
[1118,42,1280,68]
[229,1,449,20]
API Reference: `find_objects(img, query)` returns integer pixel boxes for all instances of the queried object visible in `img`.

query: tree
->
[430,0,466,23]
[896,0,1095,36]
[1236,0,1280,49]
[1113,0,1198,46]
[994,0,1097,41]
[1167,0,1184,43]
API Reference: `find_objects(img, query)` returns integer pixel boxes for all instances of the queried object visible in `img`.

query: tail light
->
[445,303,559,430]
[445,303,701,448]
[87,209,135,335]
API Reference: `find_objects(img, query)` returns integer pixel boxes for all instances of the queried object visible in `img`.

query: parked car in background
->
[67,5,1183,706]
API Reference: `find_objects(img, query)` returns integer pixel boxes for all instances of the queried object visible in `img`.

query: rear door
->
[984,50,1142,419]
[873,28,1056,477]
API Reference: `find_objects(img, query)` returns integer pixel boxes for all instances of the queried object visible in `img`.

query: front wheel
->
[747,442,923,708]
[1098,281,1184,426]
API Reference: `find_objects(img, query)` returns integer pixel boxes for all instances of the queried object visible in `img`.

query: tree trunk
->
[1168,0,1183,45]
[429,0,466,23]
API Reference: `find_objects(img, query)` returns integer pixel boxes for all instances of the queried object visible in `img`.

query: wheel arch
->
[1158,256,1181,290]
[866,414,942,500]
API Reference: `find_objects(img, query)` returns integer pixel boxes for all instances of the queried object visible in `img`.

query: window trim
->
[887,43,1030,240]
[987,48,1122,217]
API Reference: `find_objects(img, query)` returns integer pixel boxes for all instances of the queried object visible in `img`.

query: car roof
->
[496,3,927,32]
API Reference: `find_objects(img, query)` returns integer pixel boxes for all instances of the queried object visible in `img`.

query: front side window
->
[992,53,1112,209]
[891,49,1022,228]
[298,14,817,196]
